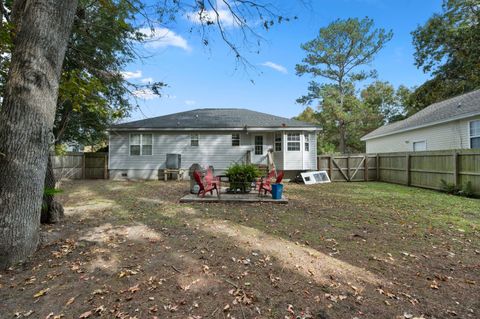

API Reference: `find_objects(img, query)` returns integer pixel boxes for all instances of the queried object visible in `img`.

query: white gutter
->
[108,126,320,132]
[361,111,480,141]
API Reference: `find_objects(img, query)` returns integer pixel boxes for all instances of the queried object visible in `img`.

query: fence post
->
[453,152,459,187]
[364,155,368,182]
[376,154,380,181]
[104,154,108,179]
[346,155,350,182]
[328,156,333,181]
[406,153,411,186]
[81,153,86,179]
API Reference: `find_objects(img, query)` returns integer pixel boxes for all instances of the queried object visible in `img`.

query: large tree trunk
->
[0,0,78,269]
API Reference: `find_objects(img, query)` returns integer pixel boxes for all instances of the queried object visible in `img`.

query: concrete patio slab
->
[179,192,288,204]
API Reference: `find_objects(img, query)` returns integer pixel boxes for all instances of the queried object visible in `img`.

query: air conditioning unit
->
[166,153,181,169]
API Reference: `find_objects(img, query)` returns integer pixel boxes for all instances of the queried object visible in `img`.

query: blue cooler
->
[271,183,283,200]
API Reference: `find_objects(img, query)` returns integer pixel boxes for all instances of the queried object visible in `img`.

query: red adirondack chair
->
[205,166,221,189]
[258,170,284,195]
[193,169,220,198]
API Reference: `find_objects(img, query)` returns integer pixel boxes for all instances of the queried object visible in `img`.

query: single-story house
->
[108,108,319,180]
[361,89,480,153]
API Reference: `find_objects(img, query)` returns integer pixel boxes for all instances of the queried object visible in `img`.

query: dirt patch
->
[0,180,479,319]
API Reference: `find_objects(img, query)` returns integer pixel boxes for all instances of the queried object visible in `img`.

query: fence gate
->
[84,152,108,179]
[318,155,376,182]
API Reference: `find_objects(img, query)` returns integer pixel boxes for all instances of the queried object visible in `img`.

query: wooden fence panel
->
[458,153,480,195]
[409,153,453,190]
[317,150,480,196]
[50,152,108,180]
[51,152,83,180]
[378,154,407,185]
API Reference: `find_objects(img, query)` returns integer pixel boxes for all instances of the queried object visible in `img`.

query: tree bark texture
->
[41,155,64,224]
[0,0,78,269]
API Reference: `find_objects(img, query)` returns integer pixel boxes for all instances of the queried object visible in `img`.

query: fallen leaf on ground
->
[33,288,50,298]
[65,297,76,306]
[78,311,92,318]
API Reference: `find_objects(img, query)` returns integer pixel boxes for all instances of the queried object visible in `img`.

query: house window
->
[470,120,480,149]
[274,132,282,152]
[254,135,263,155]
[232,133,240,146]
[287,133,301,151]
[413,140,426,152]
[304,134,310,152]
[191,134,199,146]
[130,133,153,156]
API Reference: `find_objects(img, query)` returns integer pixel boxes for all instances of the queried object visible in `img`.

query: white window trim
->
[129,133,153,156]
[232,133,240,147]
[304,133,310,152]
[412,139,427,152]
[468,120,480,149]
[287,133,301,152]
[191,133,199,147]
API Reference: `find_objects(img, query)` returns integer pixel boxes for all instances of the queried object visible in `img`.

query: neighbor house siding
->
[365,115,480,153]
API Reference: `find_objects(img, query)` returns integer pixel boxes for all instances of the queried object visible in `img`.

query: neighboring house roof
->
[110,108,318,130]
[362,89,480,141]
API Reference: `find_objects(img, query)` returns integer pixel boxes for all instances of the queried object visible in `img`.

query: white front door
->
[252,134,266,164]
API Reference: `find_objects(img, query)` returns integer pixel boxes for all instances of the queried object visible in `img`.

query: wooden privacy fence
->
[51,152,108,180]
[318,149,480,196]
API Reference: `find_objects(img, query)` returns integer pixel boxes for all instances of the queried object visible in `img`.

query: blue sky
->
[123,0,441,122]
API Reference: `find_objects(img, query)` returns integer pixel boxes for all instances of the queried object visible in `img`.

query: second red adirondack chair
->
[193,169,220,198]
[258,170,284,195]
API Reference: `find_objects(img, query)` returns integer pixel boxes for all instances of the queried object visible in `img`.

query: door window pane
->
[254,136,263,155]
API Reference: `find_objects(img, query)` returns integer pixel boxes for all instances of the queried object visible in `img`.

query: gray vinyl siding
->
[109,131,252,171]
[365,115,480,153]
[109,130,318,179]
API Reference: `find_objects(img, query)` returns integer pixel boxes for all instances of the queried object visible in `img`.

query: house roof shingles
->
[111,108,317,130]
[362,89,480,140]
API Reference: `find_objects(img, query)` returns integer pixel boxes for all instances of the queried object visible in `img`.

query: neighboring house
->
[361,89,480,153]
[108,108,319,180]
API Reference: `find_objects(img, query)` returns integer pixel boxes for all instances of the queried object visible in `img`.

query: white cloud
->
[132,88,158,100]
[261,61,288,74]
[185,100,197,106]
[140,27,191,51]
[121,70,142,79]
[186,1,240,28]
[140,77,154,84]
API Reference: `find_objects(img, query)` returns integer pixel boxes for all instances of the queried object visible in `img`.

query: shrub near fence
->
[317,149,480,196]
